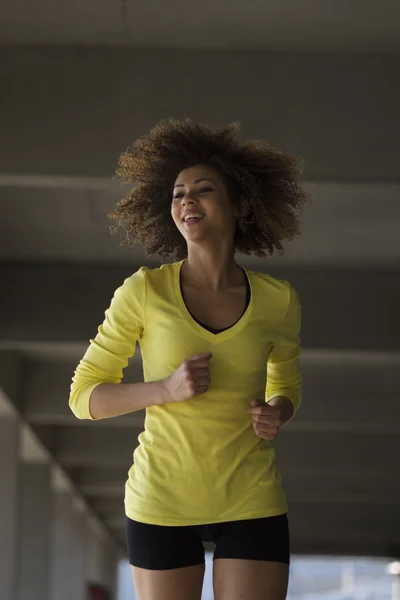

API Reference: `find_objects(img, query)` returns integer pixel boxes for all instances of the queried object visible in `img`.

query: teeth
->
[184,213,203,222]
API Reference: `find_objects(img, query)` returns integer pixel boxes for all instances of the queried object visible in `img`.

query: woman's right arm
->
[69,268,212,420]
[69,269,149,420]
[87,380,169,420]
[89,350,212,419]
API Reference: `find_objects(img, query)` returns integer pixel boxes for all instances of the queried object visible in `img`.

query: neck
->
[182,243,242,291]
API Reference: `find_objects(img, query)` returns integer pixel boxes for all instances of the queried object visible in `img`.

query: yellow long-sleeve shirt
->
[69,260,301,526]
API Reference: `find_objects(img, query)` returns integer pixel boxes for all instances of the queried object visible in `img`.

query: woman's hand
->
[162,353,212,403]
[248,399,282,441]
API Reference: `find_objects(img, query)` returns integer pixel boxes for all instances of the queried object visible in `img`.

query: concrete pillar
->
[85,518,118,598]
[0,404,19,600]
[102,543,118,599]
[49,489,86,600]
[16,463,52,600]
[0,369,117,600]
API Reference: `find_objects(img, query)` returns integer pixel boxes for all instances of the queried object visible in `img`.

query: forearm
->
[89,380,168,420]
[267,395,294,426]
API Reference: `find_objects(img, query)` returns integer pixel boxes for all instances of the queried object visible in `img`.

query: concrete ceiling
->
[1,0,400,51]
[1,4,400,558]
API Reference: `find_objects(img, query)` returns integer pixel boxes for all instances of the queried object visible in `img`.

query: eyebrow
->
[173,178,214,188]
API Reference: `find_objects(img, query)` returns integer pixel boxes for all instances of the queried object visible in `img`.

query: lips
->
[182,211,205,223]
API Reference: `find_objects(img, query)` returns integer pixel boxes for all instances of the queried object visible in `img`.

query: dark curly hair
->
[109,118,308,260]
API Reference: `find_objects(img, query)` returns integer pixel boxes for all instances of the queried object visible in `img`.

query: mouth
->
[182,212,205,225]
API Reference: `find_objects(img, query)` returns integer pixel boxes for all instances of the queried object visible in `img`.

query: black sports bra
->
[179,272,251,335]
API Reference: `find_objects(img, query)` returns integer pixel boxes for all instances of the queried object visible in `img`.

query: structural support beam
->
[0,406,19,600]
[16,463,52,600]
[18,351,400,430]
[49,492,86,600]
[71,464,400,504]
[0,49,399,182]
[0,352,23,412]
[2,263,400,351]
[49,426,137,469]
[84,515,118,597]
[31,422,399,474]
[22,359,144,426]
[69,468,127,498]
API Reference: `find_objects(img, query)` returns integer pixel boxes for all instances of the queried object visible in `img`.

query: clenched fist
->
[248,400,282,441]
[162,353,212,403]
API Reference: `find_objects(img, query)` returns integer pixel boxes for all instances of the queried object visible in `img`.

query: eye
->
[199,187,213,194]
[173,192,184,200]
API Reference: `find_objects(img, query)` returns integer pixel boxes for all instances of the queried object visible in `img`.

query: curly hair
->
[109,118,308,260]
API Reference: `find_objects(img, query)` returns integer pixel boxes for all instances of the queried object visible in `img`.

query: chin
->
[180,223,208,242]
[184,232,207,244]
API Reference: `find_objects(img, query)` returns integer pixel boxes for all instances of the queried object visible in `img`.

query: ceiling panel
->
[0,0,400,51]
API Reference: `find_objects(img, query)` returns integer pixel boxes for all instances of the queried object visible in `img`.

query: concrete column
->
[16,463,52,600]
[85,518,118,598]
[102,543,118,599]
[0,400,19,600]
[49,489,86,600]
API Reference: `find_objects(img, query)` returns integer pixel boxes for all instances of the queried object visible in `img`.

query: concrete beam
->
[90,487,400,528]
[0,413,19,600]
[70,464,400,509]
[19,351,400,429]
[22,360,145,427]
[289,502,400,547]
[0,351,23,411]
[90,498,123,518]
[16,463,52,600]
[2,263,400,351]
[2,3,400,51]
[1,181,399,268]
[36,423,400,476]
[49,492,87,600]
[50,426,138,469]
[274,429,399,476]
[0,49,399,182]
[70,468,127,498]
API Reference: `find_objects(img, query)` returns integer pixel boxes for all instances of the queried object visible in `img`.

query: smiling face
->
[171,165,236,247]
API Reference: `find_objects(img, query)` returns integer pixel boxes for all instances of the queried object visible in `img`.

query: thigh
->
[213,559,288,600]
[132,564,205,600]
[212,514,290,600]
[213,514,290,564]
[126,517,205,600]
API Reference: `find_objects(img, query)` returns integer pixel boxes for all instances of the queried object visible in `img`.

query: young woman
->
[69,119,308,600]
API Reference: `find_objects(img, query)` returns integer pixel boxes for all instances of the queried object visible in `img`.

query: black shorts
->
[126,513,290,570]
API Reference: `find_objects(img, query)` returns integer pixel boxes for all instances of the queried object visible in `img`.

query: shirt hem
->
[124,505,288,527]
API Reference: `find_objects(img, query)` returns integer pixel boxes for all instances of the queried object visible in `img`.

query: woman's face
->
[171,165,236,246]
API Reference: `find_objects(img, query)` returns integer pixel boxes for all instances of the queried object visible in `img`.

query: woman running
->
[69,119,308,600]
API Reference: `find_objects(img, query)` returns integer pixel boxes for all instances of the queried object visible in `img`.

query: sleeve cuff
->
[266,390,301,415]
[69,381,103,420]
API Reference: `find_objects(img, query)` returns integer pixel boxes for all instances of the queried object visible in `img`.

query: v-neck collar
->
[173,260,253,344]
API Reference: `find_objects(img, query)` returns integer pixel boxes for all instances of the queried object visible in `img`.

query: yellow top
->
[69,261,302,526]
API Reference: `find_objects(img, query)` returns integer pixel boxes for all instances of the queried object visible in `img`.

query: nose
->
[181,191,195,206]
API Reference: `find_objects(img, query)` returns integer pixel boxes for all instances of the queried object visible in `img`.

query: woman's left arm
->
[248,284,302,440]
[266,395,295,425]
